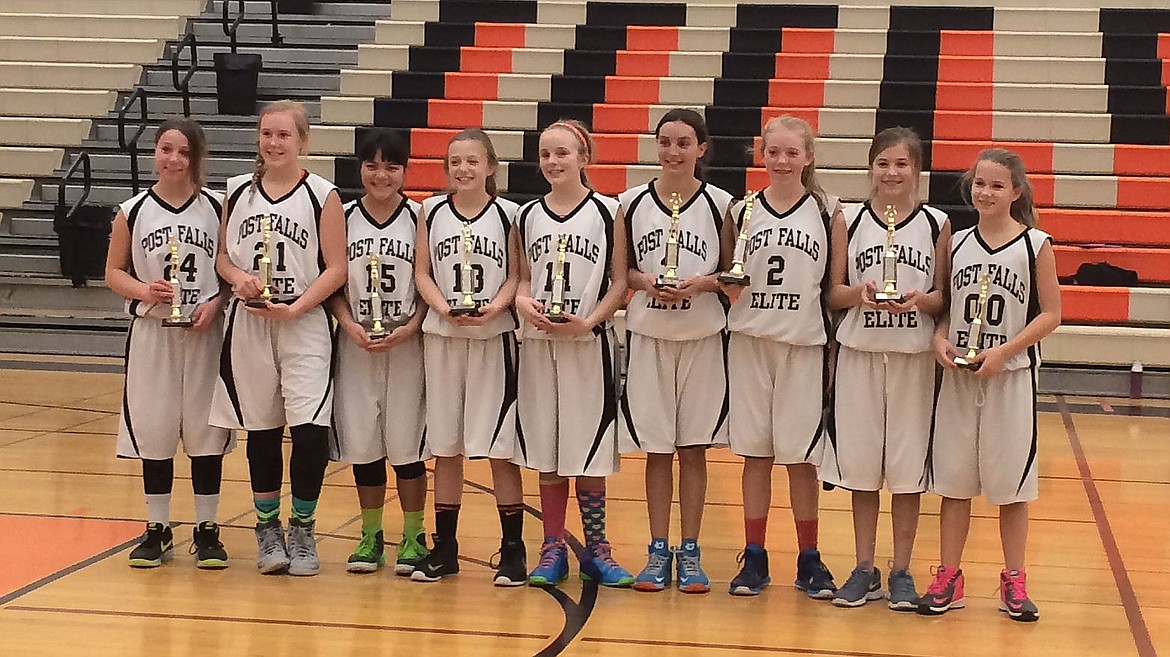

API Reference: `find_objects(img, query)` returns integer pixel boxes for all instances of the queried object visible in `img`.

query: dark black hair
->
[356,128,409,166]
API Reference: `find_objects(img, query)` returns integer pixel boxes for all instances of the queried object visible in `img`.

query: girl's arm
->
[513,220,549,329]
[911,219,952,317]
[105,210,170,305]
[974,239,1062,377]
[827,208,871,310]
[481,220,520,318]
[285,190,347,316]
[413,207,451,316]
[581,207,630,328]
[932,231,958,368]
[215,199,262,300]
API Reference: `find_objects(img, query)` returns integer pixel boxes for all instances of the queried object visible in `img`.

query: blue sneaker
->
[794,547,837,599]
[527,538,569,587]
[729,543,770,596]
[676,540,710,594]
[579,541,634,587]
[633,539,672,592]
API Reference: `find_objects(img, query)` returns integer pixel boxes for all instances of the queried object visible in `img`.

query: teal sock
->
[255,497,279,524]
[291,496,317,523]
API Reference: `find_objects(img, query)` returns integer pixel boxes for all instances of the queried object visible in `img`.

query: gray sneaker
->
[888,568,920,611]
[254,519,290,574]
[832,565,885,607]
[287,517,321,576]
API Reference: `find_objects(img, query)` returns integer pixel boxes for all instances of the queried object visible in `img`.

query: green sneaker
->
[395,532,430,576]
[346,530,385,573]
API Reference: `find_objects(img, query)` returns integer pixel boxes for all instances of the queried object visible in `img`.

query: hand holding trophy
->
[366,252,389,339]
[718,191,755,286]
[655,192,682,289]
[953,272,990,370]
[246,213,275,308]
[162,232,193,327]
[873,204,905,303]
[449,221,481,317]
[546,233,570,324]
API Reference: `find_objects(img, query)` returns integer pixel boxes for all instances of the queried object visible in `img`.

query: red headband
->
[549,121,591,156]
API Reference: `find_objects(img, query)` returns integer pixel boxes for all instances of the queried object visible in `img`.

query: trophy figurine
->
[546,234,570,323]
[246,213,274,308]
[718,192,755,286]
[366,252,389,339]
[655,192,682,289]
[873,204,904,303]
[449,221,481,317]
[161,233,193,328]
[953,272,990,370]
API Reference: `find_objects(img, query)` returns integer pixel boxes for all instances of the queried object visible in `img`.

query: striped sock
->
[576,486,607,547]
[254,497,279,524]
[291,496,317,524]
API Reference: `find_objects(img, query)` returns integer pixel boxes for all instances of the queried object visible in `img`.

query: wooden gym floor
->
[0,367,1167,657]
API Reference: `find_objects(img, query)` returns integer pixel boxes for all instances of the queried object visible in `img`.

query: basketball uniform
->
[210,171,338,431]
[930,225,1050,505]
[619,181,731,454]
[116,188,234,460]
[822,202,946,492]
[331,197,429,466]
[725,192,833,465]
[516,192,621,477]
[421,194,520,460]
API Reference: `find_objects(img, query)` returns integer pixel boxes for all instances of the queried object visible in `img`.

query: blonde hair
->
[761,115,827,214]
[542,119,594,187]
[445,128,500,196]
[961,148,1037,228]
[251,100,310,197]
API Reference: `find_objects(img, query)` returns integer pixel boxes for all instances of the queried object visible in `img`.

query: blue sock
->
[291,496,317,523]
[254,497,279,524]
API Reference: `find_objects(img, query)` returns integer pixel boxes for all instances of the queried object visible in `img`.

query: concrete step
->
[0,117,93,148]
[141,68,341,95]
[0,13,186,39]
[167,44,358,67]
[106,95,322,120]
[0,310,128,358]
[5,0,204,16]
[0,62,141,91]
[0,147,65,178]
[207,1,392,19]
[0,178,35,209]
[190,20,375,44]
[0,88,117,118]
[0,36,165,64]
[0,274,123,312]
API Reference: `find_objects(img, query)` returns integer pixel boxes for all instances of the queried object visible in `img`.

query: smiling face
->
[257,110,306,171]
[656,120,707,178]
[870,142,918,200]
[154,129,191,187]
[539,127,586,188]
[970,159,1022,219]
[445,138,495,194]
[360,153,405,203]
[760,125,813,188]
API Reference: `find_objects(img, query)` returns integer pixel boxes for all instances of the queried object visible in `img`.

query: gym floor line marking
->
[580,635,930,657]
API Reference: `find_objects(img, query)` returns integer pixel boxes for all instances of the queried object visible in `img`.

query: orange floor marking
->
[0,514,142,599]
[626,26,678,52]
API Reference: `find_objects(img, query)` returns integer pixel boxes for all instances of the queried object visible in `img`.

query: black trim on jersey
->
[425,195,452,230]
[201,189,223,218]
[1023,231,1044,369]
[921,205,943,244]
[648,179,708,217]
[148,189,199,215]
[757,191,812,221]
[951,228,975,256]
[225,182,249,218]
[711,330,730,442]
[257,169,310,206]
[121,318,141,457]
[417,425,428,461]
[864,200,923,233]
[124,193,151,232]
[594,194,616,299]
[539,191,595,224]
[623,188,650,268]
[618,329,640,448]
[517,199,539,239]
[1016,367,1040,497]
[826,348,844,481]
[128,299,143,317]
[306,182,327,275]
[310,309,336,424]
[490,332,521,456]
[924,363,945,491]
[803,343,830,462]
[355,196,410,230]
[219,299,246,426]
[582,330,619,471]
[451,194,497,224]
[328,331,343,458]
[972,225,1029,255]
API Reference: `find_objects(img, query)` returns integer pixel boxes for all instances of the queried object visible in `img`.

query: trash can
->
[277,0,317,13]
[54,204,114,287]
[213,52,263,115]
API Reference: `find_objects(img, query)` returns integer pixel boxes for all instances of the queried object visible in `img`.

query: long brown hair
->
[445,128,500,195]
[866,126,923,197]
[961,148,1037,227]
[251,100,310,197]
[154,116,208,189]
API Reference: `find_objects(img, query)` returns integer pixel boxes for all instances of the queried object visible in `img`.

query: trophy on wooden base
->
[954,272,990,370]
[366,252,389,338]
[718,192,756,286]
[162,233,193,328]
[246,213,275,308]
[546,234,570,324]
[873,204,905,304]
[655,192,682,289]
[450,221,481,317]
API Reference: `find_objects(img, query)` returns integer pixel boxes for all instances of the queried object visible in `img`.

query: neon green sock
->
[403,510,425,539]
[361,507,383,535]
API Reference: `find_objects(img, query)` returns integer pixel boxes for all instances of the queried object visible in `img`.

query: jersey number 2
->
[252,241,288,272]
[163,253,198,283]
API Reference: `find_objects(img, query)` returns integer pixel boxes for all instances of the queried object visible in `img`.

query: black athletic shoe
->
[492,539,527,587]
[191,521,229,569]
[410,534,459,582]
[128,522,174,568]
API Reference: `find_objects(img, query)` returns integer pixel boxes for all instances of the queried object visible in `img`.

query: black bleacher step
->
[1099,8,1170,34]
[887,5,994,31]
[438,0,538,23]
[735,4,838,29]
[1106,86,1169,117]
[206,0,391,19]
[585,2,687,26]
[1105,59,1168,87]
[1111,116,1170,146]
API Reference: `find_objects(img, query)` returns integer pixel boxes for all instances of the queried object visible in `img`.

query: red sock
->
[795,519,818,551]
[744,516,767,547]
[539,480,570,541]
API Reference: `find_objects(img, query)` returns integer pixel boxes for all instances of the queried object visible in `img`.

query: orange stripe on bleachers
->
[774,53,831,80]
[935,82,993,111]
[606,76,661,104]
[1158,33,1170,59]
[1162,59,1170,87]
[588,165,630,196]
[409,128,459,159]
[445,72,500,100]
[1117,178,1170,210]
[1043,209,1170,247]
[767,80,826,107]
[782,28,835,54]
[593,104,651,133]
[615,51,670,77]
[931,140,1055,174]
[938,56,993,83]
[746,168,770,191]
[404,158,449,190]
[592,134,641,164]
[405,190,434,204]
[460,47,513,73]
[626,26,679,52]
[934,111,992,140]
[1061,286,1130,323]
[1114,145,1170,176]
[940,30,994,57]
[1055,245,1170,284]
[474,23,527,48]
[427,99,484,128]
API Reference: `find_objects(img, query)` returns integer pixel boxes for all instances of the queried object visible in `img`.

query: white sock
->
[194,494,220,525]
[145,494,171,526]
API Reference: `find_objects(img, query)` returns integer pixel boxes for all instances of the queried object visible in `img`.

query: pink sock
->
[539,480,570,541]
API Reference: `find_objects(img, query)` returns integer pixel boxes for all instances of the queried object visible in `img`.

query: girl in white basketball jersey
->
[106,117,231,569]
[823,127,950,609]
[719,116,838,599]
[621,109,732,594]
[211,100,347,576]
[515,120,633,588]
[327,129,431,575]
[411,129,527,586]
[918,149,1060,622]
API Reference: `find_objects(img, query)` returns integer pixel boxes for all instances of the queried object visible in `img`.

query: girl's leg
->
[788,462,835,598]
[741,456,772,547]
[490,458,526,586]
[891,493,921,571]
[634,453,675,591]
[851,490,880,570]
[189,454,227,568]
[411,455,463,581]
[999,501,1028,572]
[918,496,971,615]
[677,446,708,542]
[348,458,388,572]
[128,458,176,568]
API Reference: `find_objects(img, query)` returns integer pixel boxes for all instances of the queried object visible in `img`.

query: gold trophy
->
[246,213,274,307]
[162,233,193,328]
[449,221,481,317]
[953,272,990,370]
[546,233,570,323]
[366,252,389,338]
[873,204,904,303]
[718,192,755,285]
[655,192,682,289]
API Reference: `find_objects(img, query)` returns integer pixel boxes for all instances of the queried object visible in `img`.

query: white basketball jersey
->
[121,188,223,320]
[223,171,336,300]
[836,202,945,353]
[726,192,832,345]
[518,192,618,341]
[947,225,1050,371]
[421,194,519,339]
[343,197,421,327]
[621,181,731,341]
